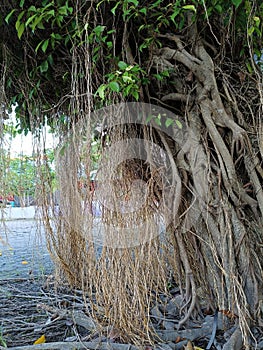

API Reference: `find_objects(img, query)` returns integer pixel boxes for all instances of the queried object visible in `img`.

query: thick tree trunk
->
[151,24,263,347]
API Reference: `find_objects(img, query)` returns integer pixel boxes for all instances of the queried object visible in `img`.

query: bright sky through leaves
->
[4,111,57,157]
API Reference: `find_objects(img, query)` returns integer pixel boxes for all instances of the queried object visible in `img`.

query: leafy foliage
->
[1,0,262,132]
[0,149,55,204]
[0,153,36,199]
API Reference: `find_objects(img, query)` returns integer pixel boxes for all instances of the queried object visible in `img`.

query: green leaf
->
[139,41,150,51]
[138,24,146,31]
[123,84,134,96]
[29,88,35,99]
[32,16,44,30]
[170,8,181,23]
[19,0,25,8]
[55,15,63,27]
[165,118,174,128]
[254,27,261,36]
[175,120,183,129]
[246,61,253,73]
[247,26,254,36]
[97,84,107,100]
[231,0,242,8]
[41,39,49,53]
[7,77,12,88]
[146,114,154,124]
[154,117,162,126]
[28,5,37,12]
[132,90,139,100]
[58,6,68,15]
[46,9,55,18]
[37,21,45,29]
[154,74,162,80]
[17,10,25,23]
[109,81,120,92]
[51,32,62,40]
[15,20,20,31]
[127,0,139,5]
[118,61,128,70]
[215,4,223,13]
[5,9,16,24]
[139,8,147,15]
[253,16,260,26]
[182,5,196,12]
[25,14,37,26]
[182,5,196,13]
[111,2,120,15]
[40,60,49,73]
[47,54,54,65]
[95,0,104,9]
[94,25,106,36]
[162,70,170,77]
[17,23,25,39]
[35,40,44,52]
[122,75,134,83]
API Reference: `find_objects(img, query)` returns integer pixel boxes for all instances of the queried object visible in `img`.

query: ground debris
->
[0,277,262,350]
[0,277,94,348]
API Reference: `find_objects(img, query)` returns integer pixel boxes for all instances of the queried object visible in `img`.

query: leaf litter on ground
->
[0,276,262,350]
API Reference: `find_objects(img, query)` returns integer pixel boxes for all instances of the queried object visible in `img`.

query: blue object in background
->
[92,201,102,217]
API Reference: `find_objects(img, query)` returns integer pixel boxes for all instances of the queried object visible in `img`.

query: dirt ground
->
[0,220,262,349]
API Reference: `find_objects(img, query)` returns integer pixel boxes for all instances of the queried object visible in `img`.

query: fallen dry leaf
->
[185,341,193,349]
[175,336,185,343]
[219,309,238,319]
[33,334,46,344]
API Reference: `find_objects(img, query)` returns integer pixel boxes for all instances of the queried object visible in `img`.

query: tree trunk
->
[150,22,263,346]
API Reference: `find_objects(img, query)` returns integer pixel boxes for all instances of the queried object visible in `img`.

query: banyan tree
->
[0,0,262,348]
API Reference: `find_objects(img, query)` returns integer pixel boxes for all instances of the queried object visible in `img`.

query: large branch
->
[157,35,252,137]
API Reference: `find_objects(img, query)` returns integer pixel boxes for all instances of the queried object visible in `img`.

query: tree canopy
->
[0,1,263,349]
[1,0,262,131]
